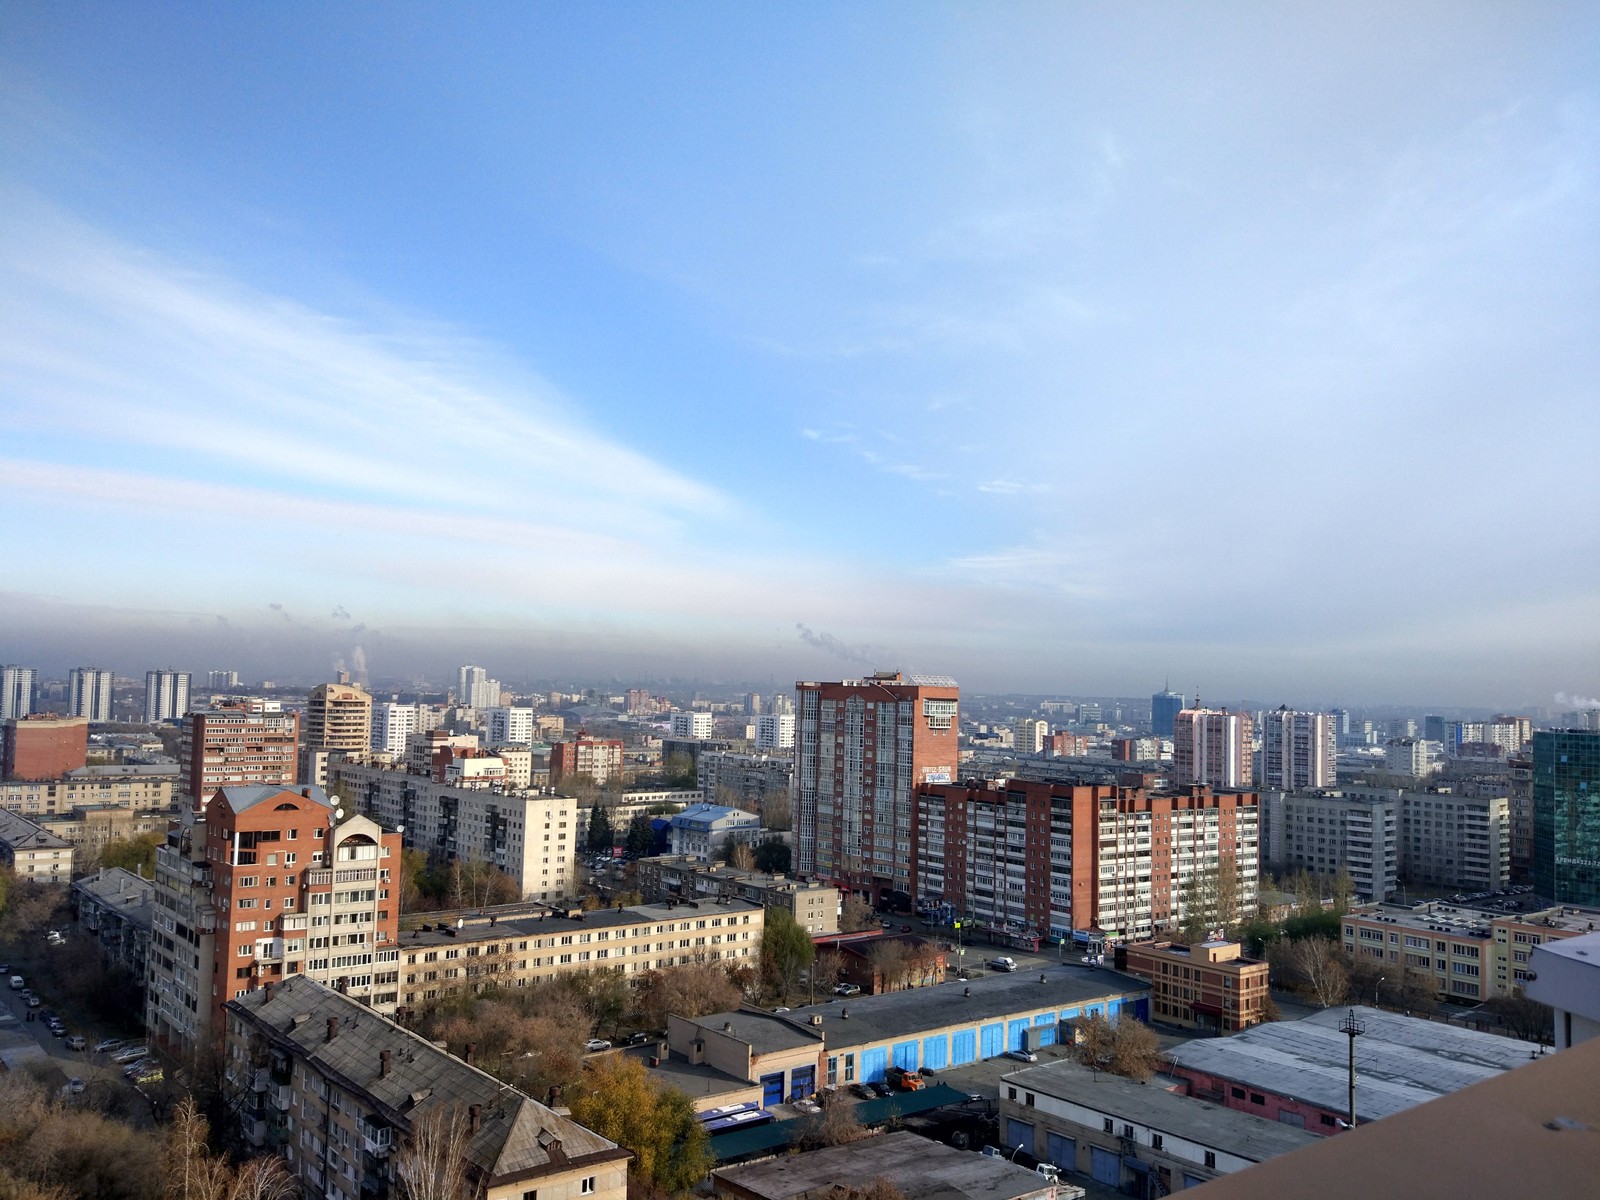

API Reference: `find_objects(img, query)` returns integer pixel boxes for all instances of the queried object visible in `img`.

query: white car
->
[111,1046,149,1064]
[65,1078,87,1095]
[1006,1049,1038,1063]
[584,1039,611,1053]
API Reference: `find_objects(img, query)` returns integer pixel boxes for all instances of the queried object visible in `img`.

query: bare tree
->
[727,842,756,872]
[839,894,876,933]
[1069,1013,1162,1080]
[636,964,742,1028]
[866,940,909,993]
[394,1105,476,1200]
[163,1096,297,1200]
[797,1090,869,1150]
[1286,938,1350,1008]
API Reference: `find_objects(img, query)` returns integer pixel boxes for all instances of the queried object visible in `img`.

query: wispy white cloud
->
[0,200,729,540]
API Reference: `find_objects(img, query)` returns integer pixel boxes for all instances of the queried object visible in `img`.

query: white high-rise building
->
[68,668,115,723]
[755,712,795,751]
[1259,708,1336,790]
[371,702,418,756]
[1173,708,1254,789]
[1014,717,1049,755]
[143,670,191,724]
[457,664,501,709]
[672,710,714,740]
[484,705,536,746]
[2,666,38,720]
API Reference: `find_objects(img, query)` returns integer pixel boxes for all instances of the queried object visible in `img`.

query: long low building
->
[660,965,1151,1111]
[635,855,840,936]
[998,1058,1318,1192]
[0,764,177,816]
[0,807,74,882]
[1165,1004,1533,1132]
[396,898,766,1008]
[71,866,156,982]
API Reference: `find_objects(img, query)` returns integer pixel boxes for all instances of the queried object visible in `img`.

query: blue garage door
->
[761,1073,785,1107]
[1007,1019,1031,1051]
[1005,1119,1034,1156]
[790,1066,815,1099]
[1033,1013,1058,1046]
[893,1041,918,1072]
[980,1023,1004,1059]
[1046,1133,1076,1172]
[1134,997,1150,1023]
[859,1047,889,1083]
[952,1029,977,1065]
[1090,1146,1120,1187]
[922,1034,949,1070]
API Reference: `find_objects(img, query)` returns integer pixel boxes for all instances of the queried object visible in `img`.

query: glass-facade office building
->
[1532,729,1600,905]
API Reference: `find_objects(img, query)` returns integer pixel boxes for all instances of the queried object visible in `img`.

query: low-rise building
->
[1165,1005,1534,1133]
[713,1130,1065,1200]
[38,805,167,862]
[71,866,156,983]
[225,976,631,1200]
[1118,940,1270,1032]
[396,899,765,1008]
[663,966,1151,1109]
[0,764,178,816]
[829,932,947,994]
[0,807,74,882]
[634,856,838,936]
[998,1058,1318,1192]
[668,804,764,860]
[575,792,699,851]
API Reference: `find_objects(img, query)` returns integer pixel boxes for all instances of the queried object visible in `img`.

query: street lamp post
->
[1374,976,1384,1008]
[1339,1009,1365,1130]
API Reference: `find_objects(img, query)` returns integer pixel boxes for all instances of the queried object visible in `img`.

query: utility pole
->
[1340,1008,1365,1129]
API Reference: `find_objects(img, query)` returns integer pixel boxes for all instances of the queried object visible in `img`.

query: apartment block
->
[696,752,791,820]
[182,702,300,810]
[370,702,417,756]
[2,715,89,780]
[1259,709,1335,791]
[754,712,795,751]
[1,665,38,720]
[1173,709,1253,789]
[1261,790,1399,901]
[635,856,839,935]
[38,804,166,860]
[0,765,177,817]
[1119,940,1271,1032]
[68,667,116,723]
[914,779,1260,942]
[1015,718,1049,755]
[144,670,191,724]
[668,803,763,860]
[795,672,959,902]
[145,784,401,1059]
[0,807,74,882]
[71,866,156,985]
[302,683,373,789]
[225,977,629,1200]
[1392,789,1509,892]
[549,735,624,786]
[332,761,577,900]
[672,710,715,740]
[396,898,765,1006]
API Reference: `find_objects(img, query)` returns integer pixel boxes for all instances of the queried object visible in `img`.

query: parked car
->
[868,1081,892,1098]
[792,1096,822,1115]
[899,925,912,933]
[112,1046,149,1064]
[989,957,1017,972]
[65,1078,87,1095]
[0,963,9,974]
[65,1036,86,1051]
[94,1038,126,1054]
[1005,1049,1038,1063]
[49,1024,68,1039]
[834,983,861,997]
[131,1068,163,1086]
[626,1031,651,1046]
[25,995,40,1008]
[583,1039,611,1052]
[849,1083,873,1100]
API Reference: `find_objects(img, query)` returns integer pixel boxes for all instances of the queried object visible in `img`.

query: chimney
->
[465,1042,477,1065]
[467,1104,481,1134]
[326,1017,338,1043]
[380,1050,392,1078]
[262,981,273,1002]
[302,787,311,798]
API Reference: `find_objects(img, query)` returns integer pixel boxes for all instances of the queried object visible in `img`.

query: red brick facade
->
[2,716,88,780]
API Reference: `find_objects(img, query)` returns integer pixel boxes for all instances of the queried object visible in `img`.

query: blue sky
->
[1,3,1597,706]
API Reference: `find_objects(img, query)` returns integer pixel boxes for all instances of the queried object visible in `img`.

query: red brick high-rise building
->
[795,672,960,903]
[181,702,300,810]
[548,734,624,786]
[2,716,89,781]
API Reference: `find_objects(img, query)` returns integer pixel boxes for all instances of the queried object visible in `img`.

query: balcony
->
[360,1122,393,1158]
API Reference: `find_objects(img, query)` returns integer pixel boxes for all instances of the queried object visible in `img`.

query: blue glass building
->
[1531,729,1600,905]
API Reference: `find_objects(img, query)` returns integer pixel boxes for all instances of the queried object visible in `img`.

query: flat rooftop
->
[1004,1059,1318,1163]
[1168,1005,1533,1123]
[398,897,761,949]
[1184,1032,1600,1200]
[713,1131,1054,1200]
[756,965,1149,1053]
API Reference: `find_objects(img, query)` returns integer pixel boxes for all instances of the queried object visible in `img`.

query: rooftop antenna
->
[1339,1008,1365,1130]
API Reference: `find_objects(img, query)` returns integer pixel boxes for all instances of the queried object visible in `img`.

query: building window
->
[1250,1093,1265,1105]
[524,1192,537,1200]
[1103,1118,1113,1134]
[581,1179,595,1195]
[1204,1151,1216,1169]
[1230,1087,1245,1100]
[1152,1133,1164,1150]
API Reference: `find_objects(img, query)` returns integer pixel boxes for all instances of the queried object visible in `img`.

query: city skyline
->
[3,6,1597,707]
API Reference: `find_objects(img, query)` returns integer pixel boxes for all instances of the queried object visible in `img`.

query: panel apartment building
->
[225,977,630,1200]
[146,784,401,1059]
[914,779,1260,942]
[795,672,960,903]
[332,760,577,900]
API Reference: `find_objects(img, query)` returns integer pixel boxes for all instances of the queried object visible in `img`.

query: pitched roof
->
[214,784,333,814]
[227,976,628,1184]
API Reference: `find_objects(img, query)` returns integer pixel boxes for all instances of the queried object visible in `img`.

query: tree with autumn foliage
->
[569,1056,712,1196]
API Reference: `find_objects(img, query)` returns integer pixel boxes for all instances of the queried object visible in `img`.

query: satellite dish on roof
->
[334,807,345,820]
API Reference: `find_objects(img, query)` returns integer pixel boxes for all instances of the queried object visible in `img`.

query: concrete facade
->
[0,807,74,882]
[634,856,837,935]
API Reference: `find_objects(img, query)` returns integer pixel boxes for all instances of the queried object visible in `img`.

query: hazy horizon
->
[3,6,1596,710]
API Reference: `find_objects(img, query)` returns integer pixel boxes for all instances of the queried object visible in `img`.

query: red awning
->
[1191,1001,1223,1016]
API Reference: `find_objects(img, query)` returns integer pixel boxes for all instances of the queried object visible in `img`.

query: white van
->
[8,976,22,990]
[989,956,1017,972]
